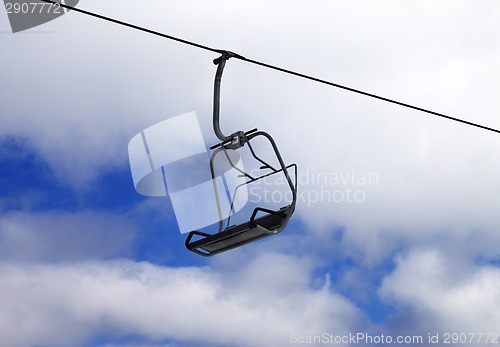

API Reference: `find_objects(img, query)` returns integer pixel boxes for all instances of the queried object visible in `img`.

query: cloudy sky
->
[1,1,500,346]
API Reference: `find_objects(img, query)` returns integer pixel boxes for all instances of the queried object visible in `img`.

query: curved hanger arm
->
[213,56,231,142]
[212,51,246,143]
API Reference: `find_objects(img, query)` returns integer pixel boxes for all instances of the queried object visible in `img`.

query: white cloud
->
[0,210,137,261]
[0,257,365,347]
[379,249,500,336]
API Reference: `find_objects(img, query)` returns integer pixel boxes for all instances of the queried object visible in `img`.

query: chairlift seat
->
[186,205,293,256]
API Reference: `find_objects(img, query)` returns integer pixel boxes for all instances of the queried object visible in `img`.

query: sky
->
[1,0,500,346]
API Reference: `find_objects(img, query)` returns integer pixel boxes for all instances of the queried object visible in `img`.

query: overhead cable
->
[40,0,500,135]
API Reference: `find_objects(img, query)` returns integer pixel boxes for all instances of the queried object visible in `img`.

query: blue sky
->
[2,1,500,346]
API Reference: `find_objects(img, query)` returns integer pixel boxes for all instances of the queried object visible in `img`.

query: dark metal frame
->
[185,52,297,256]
